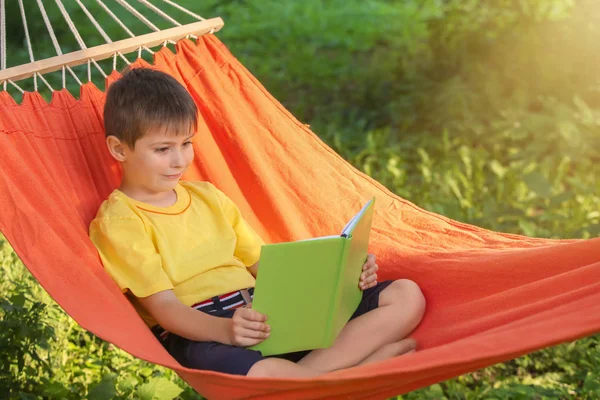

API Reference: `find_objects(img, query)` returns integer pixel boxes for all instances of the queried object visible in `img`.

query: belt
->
[191,287,254,312]
[152,287,254,341]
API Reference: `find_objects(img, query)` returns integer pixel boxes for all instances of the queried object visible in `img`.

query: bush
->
[0,237,199,400]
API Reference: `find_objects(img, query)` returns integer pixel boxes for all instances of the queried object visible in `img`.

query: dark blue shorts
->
[154,280,393,376]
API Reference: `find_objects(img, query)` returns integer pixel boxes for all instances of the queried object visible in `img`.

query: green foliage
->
[0,238,201,400]
[1,0,599,399]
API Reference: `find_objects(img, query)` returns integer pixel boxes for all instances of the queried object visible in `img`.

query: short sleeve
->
[213,187,264,266]
[89,217,174,298]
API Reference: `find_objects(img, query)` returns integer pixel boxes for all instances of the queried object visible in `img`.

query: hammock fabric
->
[0,36,599,400]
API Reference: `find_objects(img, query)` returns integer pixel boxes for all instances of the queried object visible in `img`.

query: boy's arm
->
[138,289,269,346]
[249,261,259,277]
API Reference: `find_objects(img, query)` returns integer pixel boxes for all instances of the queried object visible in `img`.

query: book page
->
[341,199,374,237]
[297,235,340,242]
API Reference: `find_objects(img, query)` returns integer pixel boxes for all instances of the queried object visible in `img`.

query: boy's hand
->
[359,253,378,291]
[228,305,270,347]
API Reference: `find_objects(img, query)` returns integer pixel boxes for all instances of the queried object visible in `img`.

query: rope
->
[55,0,109,81]
[37,73,54,92]
[7,80,25,94]
[91,59,108,79]
[113,52,131,71]
[136,0,181,26]
[115,0,160,32]
[18,0,39,91]
[158,0,204,21]
[37,0,63,55]
[55,0,87,49]
[95,0,136,38]
[67,67,83,86]
[74,0,112,44]
[38,0,88,87]
[1,0,6,91]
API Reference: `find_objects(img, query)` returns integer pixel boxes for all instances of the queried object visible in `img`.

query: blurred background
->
[1,0,599,398]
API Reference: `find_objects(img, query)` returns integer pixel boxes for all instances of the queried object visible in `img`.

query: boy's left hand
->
[359,253,378,291]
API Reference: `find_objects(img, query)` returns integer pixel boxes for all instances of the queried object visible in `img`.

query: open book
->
[250,198,375,356]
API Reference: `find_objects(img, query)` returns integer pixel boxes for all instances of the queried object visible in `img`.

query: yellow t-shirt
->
[89,181,263,327]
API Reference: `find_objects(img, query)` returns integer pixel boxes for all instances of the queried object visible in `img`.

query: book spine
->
[323,237,351,346]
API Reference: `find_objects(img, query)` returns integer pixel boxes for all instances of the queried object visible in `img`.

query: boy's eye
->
[155,147,169,153]
[183,141,193,147]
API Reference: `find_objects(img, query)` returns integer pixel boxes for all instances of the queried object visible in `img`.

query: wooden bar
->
[0,18,224,83]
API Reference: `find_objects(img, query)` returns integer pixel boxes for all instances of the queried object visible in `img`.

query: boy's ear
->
[106,136,128,162]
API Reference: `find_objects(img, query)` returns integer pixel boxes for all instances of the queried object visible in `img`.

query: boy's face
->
[117,129,195,195]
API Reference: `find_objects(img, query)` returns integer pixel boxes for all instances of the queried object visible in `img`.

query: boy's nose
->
[171,151,185,168]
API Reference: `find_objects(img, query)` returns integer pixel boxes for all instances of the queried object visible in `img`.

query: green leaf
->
[43,382,71,398]
[153,378,184,400]
[87,373,118,400]
[117,375,140,393]
[137,378,184,400]
[523,172,552,198]
[489,160,507,178]
[518,219,537,237]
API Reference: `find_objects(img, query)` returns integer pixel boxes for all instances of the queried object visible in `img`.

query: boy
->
[90,68,425,377]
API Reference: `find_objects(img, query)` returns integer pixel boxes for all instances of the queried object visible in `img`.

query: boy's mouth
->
[164,173,182,180]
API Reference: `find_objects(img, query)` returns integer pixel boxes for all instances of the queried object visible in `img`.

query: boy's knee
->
[383,279,426,317]
[247,359,278,377]
[247,358,319,378]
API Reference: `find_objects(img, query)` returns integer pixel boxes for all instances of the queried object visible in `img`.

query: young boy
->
[90,68,425,377]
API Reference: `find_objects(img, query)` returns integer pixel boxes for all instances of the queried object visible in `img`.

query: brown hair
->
[103,68,198,148]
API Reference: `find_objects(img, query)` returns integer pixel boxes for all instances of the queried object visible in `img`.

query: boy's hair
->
[104,68,198,148]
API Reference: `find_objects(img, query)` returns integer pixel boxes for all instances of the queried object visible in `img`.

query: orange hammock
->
[0,36,599,400]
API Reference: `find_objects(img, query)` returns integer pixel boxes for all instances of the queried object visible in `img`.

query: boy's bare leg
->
[297,279,425,373]
[247,357,322,378]
[355,338,416,367]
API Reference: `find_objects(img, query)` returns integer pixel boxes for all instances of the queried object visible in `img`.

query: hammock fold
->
[0,36,599,400]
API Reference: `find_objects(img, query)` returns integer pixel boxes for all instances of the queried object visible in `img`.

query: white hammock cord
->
[56,0,109,81]
[114,0,175,50]
[91,59,108,79]
[37,72,54,92]
[94,0,136,39]
[136,0,181,27]
[74,0,112,44]
[2,0,213,89]
[1,0,6,91]
[18,0,39,91]
[113,52,132,71]
[37,0,63,55]
[54,0,87,49]
[37,0,93,87]
[68,67,83,86]
[158,0,205,21]
[8,80,24,94]
[115,0,161,32]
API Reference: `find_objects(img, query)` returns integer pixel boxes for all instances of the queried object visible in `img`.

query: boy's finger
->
[238,327,269,340]
[243,308,268,322]
[363,254,376,269]
[240,319,270,332]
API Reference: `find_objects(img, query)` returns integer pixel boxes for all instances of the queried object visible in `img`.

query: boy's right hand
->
[228,305,270,347]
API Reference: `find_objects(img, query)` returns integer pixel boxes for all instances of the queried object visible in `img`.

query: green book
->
[250,198,375,356]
